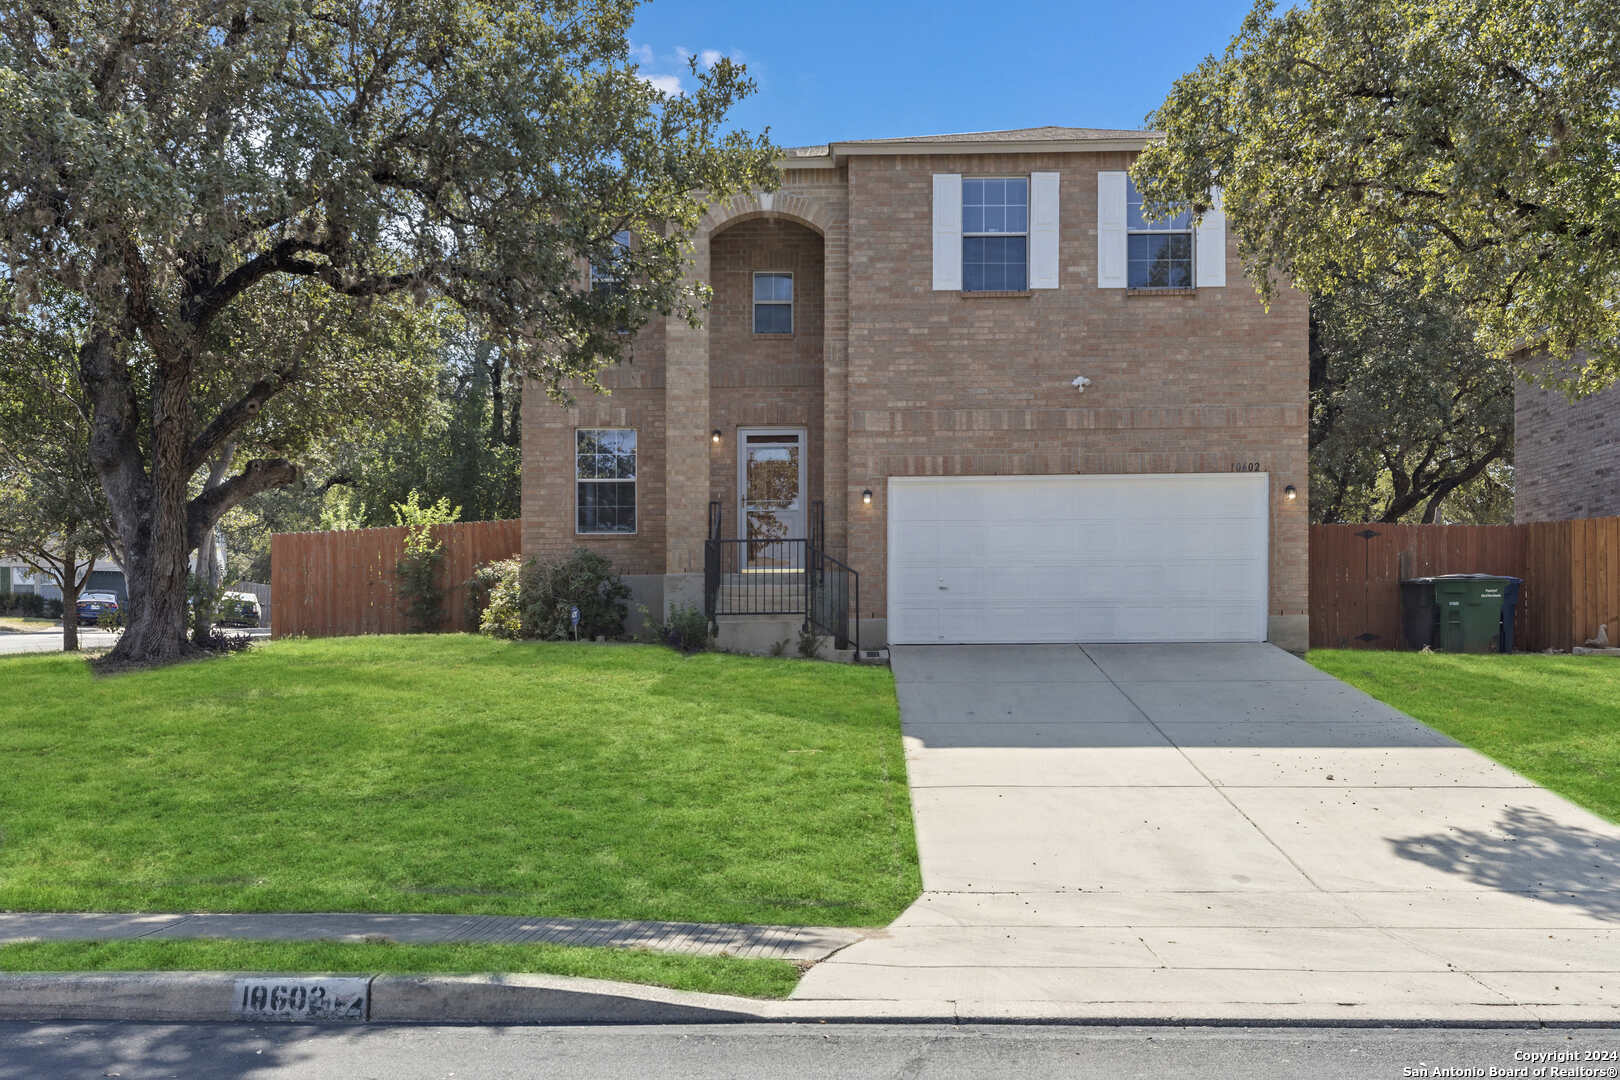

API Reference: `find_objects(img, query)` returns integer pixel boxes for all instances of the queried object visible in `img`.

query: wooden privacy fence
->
[271,519,521,639]
[1310,518,1620,652]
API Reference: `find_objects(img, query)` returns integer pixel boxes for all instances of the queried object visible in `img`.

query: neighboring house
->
[1514,352,1620,522]
[522,126,1310,650]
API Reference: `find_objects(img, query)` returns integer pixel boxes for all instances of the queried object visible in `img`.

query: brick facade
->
[1515,354,1620,522]
[522,130,1310,646]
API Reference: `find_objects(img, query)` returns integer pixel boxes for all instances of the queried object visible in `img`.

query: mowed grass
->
[0,636,918,925]
[0,939,801,997]
[1309,650,1620,822]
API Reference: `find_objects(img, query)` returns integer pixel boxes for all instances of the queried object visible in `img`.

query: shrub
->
[473,558,525,640]
[42,597,62,620]
[466,558,515,633]
[797,623,825,660]
[474,550,629,641]
[0,592,48,618]
[197,626,254,653]
[391,490,461,633]
[520,549,630,640]
[661,603,712,653]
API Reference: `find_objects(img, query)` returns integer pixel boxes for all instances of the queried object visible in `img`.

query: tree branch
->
[186,458,302,552]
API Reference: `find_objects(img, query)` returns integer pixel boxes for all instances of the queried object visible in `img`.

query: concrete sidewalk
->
[0,912,864,963]
[791,643,1620,1023]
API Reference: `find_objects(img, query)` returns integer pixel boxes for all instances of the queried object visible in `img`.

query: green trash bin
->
[1432,574,1511,653]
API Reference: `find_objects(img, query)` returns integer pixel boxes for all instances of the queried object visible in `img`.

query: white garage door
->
[887,474,1269,644]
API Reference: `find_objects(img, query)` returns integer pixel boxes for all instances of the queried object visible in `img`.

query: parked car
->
[216,590,262,628]
[76,591,120,627]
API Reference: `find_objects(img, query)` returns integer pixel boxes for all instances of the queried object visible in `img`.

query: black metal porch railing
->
[703,499,859,653]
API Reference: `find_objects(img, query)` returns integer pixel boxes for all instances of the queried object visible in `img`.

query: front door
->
[739,429,806,570]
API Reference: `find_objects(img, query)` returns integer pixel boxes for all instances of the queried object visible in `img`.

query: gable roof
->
[782,126,1161,167]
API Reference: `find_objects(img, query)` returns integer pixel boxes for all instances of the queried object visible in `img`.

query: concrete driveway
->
[793,643,1620,1022]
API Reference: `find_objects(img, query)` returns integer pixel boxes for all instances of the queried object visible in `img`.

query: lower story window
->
[576,428,636,534]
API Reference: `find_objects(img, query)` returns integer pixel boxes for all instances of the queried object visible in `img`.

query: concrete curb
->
[5,972,1620,1027]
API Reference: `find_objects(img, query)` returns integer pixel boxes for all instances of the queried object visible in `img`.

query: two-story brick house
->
[522,126,1310,651]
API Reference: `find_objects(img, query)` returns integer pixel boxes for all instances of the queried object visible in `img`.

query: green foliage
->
[657,604,713,654]
[797,623,825,660]
[473,550,629,641]
[1136,0,1620,389]
[0,593,49,618]
[1310,277,1515,523]
[521,550,630,641]
[0,0,776,661]
[392,491,461,633]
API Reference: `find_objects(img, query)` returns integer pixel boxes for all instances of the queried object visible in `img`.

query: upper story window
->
[590,230,632,293]
[962,178,1028,292]
[1126,178,1193,288]
[576,428,636,534]
[753,272,793,334]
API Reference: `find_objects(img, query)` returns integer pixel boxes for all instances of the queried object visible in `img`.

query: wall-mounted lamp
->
[711,429,722,445]
[1284,484,1298,502]
[862,488,873,506]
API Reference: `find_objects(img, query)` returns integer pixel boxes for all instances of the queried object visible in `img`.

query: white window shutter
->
[1028,171,1060,289]
[932,173,962,291]
[1096,171,1128,289]
[1195,185,1226,288]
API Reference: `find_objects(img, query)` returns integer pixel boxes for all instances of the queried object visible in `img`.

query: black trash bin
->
[1499,576,1523,654]
[1399,578,1438,651]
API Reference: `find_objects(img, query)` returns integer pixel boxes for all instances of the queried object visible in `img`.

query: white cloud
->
[698,49,724,69]
[629,42,655,66]
[637,72,685,96]
[674,45,692,62]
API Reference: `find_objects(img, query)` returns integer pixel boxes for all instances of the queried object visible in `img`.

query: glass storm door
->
[739,430,805,570]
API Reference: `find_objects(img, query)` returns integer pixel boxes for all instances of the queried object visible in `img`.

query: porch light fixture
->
[862,488,873,505]
[711,429,722,445]
[1284,484,1298,501]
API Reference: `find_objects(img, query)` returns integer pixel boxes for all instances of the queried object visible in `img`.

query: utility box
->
[1432,574,1512,653]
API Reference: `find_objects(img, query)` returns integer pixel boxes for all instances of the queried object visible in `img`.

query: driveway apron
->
[792,643,1620,1021]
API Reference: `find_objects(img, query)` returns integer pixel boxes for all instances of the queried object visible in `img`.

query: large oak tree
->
[0,0,774,664]
[1134,0,1620,390]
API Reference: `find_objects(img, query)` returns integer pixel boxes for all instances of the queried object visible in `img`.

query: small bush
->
[391,491,461,633]
[797,623,825,660]
[769,638,789,657]
[0,592,48,618]
[521,549,630,640]
[474,550,629,641]
[661,603,712,654]
[466,558,514,633]
[197,626,254,653]
[42,597,63,620]
[474,558,526,640]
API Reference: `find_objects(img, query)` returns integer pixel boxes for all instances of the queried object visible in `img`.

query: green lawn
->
[1309,650,1620,822]
[0,616,57,633]
[0,940,801,998]
[0,636,918,925]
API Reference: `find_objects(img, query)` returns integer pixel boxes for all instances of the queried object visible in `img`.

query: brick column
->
[822,211,851,558]
[663,233,712,604]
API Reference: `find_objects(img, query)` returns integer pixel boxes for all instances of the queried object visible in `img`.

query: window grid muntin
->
[753,271,793,334]
[1125,178,1194,288]
[962,177,1029,292]
[576,427,637,534]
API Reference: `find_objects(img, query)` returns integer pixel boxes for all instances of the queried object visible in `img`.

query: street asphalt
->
[2,1022,1618,1079]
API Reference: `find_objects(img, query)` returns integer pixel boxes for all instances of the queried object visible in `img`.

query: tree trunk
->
[85,331,199,667]
[59,544,79,653]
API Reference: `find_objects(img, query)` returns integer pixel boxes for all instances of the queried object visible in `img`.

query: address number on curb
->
[232,977,369,1022]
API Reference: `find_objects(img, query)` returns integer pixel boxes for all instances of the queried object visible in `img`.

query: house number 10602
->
[1231,462,1263,472]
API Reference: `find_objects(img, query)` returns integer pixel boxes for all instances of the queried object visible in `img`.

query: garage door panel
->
[889,474,1268,645]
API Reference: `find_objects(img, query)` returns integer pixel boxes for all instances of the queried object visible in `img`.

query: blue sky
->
[629,0,1254,148]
